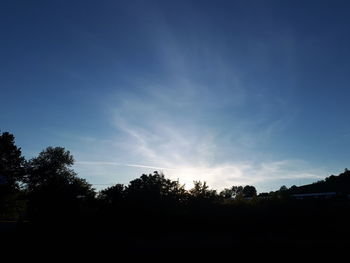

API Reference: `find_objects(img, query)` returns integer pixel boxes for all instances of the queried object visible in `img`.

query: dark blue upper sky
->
[1,0,350,191]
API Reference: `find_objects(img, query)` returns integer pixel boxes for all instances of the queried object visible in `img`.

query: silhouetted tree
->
[232,186,244,198]
[220,188,234,199]
[189,181,217,200]
[325,175,336,182]
[277,185,290,199]
[99,184,125,205]
[25,147,73,190]
[125,171,186,205]
[0,132,25,190]
[0,132,26,219]
[258,192,269,198]
[220,186,244,199]
[279,185,288,191]
[25,147,95,219]
[242,185,257,198]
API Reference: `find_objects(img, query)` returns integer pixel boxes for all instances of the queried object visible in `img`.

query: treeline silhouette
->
[1,131,350,251]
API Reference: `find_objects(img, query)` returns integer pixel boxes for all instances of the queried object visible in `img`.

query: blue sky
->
[1,0,350,192]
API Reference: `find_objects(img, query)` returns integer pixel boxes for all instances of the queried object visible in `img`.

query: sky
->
[1,0,350,193]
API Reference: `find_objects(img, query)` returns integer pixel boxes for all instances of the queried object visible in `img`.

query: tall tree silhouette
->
[0,132,26,219]
[25,147,95,219]
[0,132,25,190]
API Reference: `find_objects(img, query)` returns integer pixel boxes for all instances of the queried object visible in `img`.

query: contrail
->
[76,161,175,170]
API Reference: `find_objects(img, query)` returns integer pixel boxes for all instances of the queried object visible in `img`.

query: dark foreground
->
[3,199,350,255]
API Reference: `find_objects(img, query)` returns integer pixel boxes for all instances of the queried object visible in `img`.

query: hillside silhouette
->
[1,131,350,253]
[287,169,350,196]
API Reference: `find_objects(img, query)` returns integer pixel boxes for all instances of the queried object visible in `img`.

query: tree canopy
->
[0,132,25,190]
[25,146,95,219]
[125,171,187,205]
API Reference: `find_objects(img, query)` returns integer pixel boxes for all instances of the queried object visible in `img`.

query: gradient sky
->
[1,0,350,192]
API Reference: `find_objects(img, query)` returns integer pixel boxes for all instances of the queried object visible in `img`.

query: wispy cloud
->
[73,23,324,192]
[75,98,325,191]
